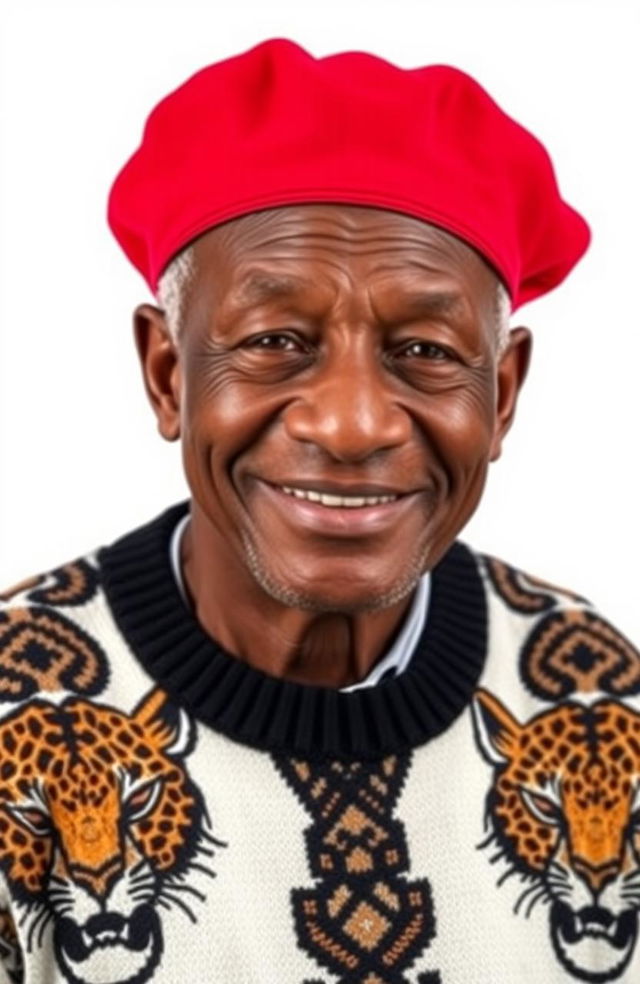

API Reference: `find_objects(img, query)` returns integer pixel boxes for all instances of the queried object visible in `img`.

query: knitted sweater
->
[0,501,639,984]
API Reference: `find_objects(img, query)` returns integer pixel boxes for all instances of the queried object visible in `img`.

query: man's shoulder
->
[0,548,114,704]
[0,501,186,611]
[0,502,188,706]
[464,543,640,700]
[467,545,592,615]
[0,553,102,610]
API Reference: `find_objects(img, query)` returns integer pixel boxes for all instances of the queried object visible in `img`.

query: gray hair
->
[157,243,512,354]
[494,279,511,355]
[157,245,197,344]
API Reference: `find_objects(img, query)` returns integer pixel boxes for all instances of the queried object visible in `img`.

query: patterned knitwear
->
[0,500,639,984]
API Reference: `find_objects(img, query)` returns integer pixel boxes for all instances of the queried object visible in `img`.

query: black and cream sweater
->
[0,500,639,984]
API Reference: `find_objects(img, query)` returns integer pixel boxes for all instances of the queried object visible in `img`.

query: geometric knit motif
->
[0,559,99,610]
[484,555,640,700]
[0,561,109,702]
[273,755,439,984]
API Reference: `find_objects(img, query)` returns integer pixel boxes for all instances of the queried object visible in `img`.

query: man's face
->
[139,205,529,612]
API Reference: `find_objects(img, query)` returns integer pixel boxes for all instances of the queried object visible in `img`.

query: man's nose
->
[282,349,412,462]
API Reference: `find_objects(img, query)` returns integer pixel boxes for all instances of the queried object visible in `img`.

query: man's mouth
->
[280,485,399,508]
[256,480,420,537]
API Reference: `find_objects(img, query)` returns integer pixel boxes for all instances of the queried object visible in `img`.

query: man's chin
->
[241,537,426,613]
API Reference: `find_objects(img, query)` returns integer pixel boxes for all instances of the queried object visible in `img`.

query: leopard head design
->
[0,688,222,984]
[472,689,640,983]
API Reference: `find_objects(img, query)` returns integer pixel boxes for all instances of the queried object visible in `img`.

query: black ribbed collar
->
[99,501,487,759]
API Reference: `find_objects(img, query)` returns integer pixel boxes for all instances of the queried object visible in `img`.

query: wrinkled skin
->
[134,205,531,686]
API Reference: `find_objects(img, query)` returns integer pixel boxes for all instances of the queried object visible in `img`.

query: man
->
[0,38,638,984]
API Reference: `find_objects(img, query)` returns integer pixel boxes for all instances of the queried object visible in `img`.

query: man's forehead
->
[224,270,474,326]
[191,204,497,296]
[196,204,477,254]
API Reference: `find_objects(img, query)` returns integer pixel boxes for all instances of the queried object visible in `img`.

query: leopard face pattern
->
[0,688,222,984]
[472,689,640,983]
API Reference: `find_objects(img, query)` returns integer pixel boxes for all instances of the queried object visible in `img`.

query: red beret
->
[107,39,590,309]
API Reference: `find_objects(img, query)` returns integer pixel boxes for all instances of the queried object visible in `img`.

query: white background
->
[1,0,638,640]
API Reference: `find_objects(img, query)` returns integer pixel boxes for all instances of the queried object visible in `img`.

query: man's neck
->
[180,504,418,689]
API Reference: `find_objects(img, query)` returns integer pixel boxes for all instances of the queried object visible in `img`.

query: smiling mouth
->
[256,479,421,539]
[279,485,399,508]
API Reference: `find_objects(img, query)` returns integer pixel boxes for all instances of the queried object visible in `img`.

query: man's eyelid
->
[395,338,456,360]
[244,328,311,350]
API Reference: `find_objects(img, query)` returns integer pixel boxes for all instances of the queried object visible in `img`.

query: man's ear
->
[133,304,181,441]
[489,326,533,462]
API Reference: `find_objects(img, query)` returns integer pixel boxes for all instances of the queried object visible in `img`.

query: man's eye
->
[246,333,302,351]
[399,341,450,360]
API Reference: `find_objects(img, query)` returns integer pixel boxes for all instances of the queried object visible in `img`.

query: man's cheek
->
[418,399,494,471]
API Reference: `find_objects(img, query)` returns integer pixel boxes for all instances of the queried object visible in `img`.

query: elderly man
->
[0,38,638,984]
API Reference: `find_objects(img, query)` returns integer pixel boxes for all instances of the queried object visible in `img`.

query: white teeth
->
[280,486,398,508]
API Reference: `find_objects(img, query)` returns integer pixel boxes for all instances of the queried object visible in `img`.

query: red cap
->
[107,39,590,309]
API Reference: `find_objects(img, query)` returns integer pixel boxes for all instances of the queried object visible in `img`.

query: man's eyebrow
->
[389,289,468,321]
[229,273,469,321]
[231,271,310,307]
